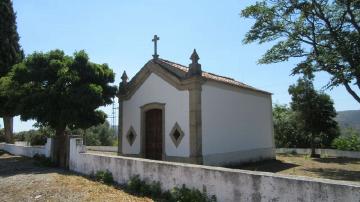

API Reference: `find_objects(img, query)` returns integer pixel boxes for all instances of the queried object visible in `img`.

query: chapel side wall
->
[122,73,190,157]
[201,81,275,165]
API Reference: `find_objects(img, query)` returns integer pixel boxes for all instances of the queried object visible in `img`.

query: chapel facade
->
[117,38,275,166]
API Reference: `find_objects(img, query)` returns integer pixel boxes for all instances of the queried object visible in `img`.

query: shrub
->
[290,150,297,155]
[15,127,54,146]
[332,135,360,151]
[95,170,114,184]
[28,132,48,145]
[33,154,55,167]
[126,175,216,201]
[163,185,216,202]
[89,174,217,201]
[84,121,116,146]
[126,175,143,193]
[126,175,161,198]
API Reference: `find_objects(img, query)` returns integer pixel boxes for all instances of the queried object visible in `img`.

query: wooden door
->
[145,109,163,160]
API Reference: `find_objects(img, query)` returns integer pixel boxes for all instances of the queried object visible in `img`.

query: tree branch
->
[343,81,360,104]
[312,0,358,74]
[345,1,360,33]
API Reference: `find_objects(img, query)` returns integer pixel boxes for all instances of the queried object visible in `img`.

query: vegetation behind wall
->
[9,121,116,146]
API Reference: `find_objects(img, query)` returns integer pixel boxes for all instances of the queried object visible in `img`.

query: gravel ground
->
[0,150,152,202]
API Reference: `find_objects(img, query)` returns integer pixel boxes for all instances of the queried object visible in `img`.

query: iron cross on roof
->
[152,35,160,59]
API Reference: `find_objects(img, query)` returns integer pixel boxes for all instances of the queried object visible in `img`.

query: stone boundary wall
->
[276,148,360,159]
[69,138,360,202]
[86,146,117,152]
[14,141,30,146]
[0,138,52,158]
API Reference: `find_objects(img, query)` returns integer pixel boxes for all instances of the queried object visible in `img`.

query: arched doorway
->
[145,109,163,160]
[141,103,165,160]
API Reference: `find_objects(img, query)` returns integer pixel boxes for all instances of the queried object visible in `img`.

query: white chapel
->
[117,36,275,166]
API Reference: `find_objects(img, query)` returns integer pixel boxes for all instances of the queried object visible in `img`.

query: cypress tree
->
[0,0,23,143]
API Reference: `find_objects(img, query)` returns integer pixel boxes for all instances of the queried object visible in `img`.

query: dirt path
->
[0,151,152,202]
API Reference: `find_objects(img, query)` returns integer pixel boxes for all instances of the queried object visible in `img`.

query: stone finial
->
[187,49,202,77]
[190,49,200,64]
[119,70,128,96]
[121,71,128,84]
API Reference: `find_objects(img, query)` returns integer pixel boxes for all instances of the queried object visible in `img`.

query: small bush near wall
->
[126,175,162,198]
[33,154,56,167]
[91,172,216,202]
[126,175,216,202]
[94,170,114,184]
[163,185,217,202]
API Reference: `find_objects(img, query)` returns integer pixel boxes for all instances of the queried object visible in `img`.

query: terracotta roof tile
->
[157,58,271,95]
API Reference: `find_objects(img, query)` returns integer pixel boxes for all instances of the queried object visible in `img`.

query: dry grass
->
[234,154,360,183]
[52,174,152,202]
[0,150,152,202]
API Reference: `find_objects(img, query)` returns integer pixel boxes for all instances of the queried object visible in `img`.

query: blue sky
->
[4,0,359,132]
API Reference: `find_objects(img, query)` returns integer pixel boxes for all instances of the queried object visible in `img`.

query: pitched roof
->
[155,58,271,95]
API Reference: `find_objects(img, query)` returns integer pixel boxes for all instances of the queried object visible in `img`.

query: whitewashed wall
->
[69,138,360,202]
[0,138,52,158]
[122,73,190,157]
[201,81,274,165]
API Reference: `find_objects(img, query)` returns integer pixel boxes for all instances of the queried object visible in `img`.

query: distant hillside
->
[336,110,360,132]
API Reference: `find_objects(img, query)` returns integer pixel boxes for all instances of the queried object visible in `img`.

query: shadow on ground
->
[225,159,299,172]
[225,154,360,183]
[0,150,68,178]
[312,157,360,165]
[303,167,360,182]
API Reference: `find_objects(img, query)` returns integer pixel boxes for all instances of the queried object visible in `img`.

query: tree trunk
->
[310,133,319,158]
[3,116,14,143]
[52,127,68,168]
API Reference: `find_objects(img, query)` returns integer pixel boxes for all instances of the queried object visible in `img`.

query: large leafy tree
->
[273,104,306,148]
[0,0,24,143]
[288,76,339,156]
[241,0,360,103]
[13,50,117,166]
[273,103,338,148]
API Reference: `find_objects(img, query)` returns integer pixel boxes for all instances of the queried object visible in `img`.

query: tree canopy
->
[12,49,117,166]
[288,76,339,155]
[13,50,117,131]
[273,104,306,148]
[241,0,360,103]
[0,0,23,77]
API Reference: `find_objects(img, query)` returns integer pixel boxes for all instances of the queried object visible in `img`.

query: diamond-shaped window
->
[126,126,137,146]
[170,122,184,148]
